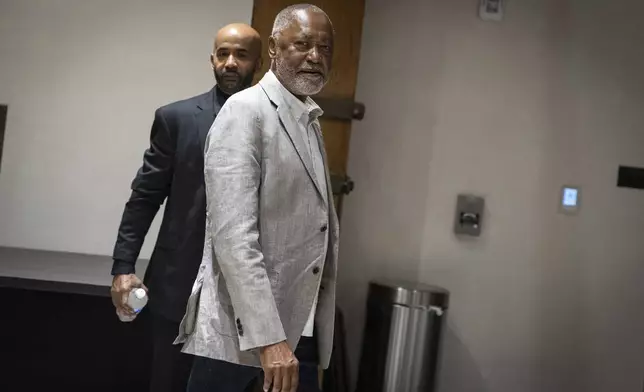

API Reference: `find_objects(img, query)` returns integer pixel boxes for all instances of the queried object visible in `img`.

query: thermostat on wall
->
[560,186,580,214]
[479,0,504,22]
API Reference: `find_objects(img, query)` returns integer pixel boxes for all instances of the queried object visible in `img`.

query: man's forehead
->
[283,15,333,39]
[215,35,257,50]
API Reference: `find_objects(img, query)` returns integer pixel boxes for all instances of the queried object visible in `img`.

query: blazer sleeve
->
[111,108,176,275]
[205,99,286,351]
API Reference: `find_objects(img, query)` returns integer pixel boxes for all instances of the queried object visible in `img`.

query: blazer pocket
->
[207,271,238,338]
[211,301,237,338]
[182,268,205,335]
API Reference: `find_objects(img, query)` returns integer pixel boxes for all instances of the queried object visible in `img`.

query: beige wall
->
[0,0,253,256]
[339,0,644,391]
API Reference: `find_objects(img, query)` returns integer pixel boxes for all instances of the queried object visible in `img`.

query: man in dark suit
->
[109,23,262,392]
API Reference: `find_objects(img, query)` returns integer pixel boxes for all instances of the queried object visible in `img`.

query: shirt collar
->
[213,85,229,111]
[267,70,323,123]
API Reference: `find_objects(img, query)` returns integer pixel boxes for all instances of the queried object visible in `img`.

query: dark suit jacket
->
[112,87,227,322]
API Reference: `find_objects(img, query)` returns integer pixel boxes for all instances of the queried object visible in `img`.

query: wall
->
[338,0,644,391]
[569,0,644,390]
[0,0,253,257]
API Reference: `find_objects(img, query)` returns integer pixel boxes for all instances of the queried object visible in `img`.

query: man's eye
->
[294,41,309,50]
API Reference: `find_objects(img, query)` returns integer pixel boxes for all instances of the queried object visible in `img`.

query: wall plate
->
[454,194,485,237]
[479,0,504,22]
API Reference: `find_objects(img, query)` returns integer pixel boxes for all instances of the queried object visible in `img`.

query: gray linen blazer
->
[175,71,340,369]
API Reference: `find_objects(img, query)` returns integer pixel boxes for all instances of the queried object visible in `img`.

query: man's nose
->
[225,55,238,70]
[306,46,321,63]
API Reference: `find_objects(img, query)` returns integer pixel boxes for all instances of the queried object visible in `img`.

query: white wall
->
[569,1,644,390]
[0,0,253,257]
[339,0,644,391]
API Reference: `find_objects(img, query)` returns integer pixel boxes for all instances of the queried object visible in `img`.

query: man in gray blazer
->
[175,4,338,392]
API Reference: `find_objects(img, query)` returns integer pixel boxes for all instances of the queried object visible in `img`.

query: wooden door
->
[251,0,366,218]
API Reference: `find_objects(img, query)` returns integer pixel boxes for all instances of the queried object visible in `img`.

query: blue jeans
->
[186,337,320,392]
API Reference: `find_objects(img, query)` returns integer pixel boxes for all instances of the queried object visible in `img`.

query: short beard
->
[214,70,255,96]
[274,57,327,97]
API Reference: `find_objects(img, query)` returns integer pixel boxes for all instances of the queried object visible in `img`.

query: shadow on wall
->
[438,323,489,392]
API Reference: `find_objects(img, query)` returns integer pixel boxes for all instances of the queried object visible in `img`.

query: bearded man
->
[176,5,339,392]
[110,23,262,392]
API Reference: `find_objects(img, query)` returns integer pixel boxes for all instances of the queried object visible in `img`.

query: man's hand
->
[110,274,147,318]
[260,341,299,392]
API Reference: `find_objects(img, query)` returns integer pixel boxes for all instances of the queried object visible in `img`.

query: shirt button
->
[313,267,320,275]
[320,224,328,233]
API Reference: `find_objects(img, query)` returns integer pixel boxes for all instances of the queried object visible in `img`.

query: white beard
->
[274,58,327,97]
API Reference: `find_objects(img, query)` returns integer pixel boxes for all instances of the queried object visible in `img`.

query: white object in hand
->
[117,288,148,322]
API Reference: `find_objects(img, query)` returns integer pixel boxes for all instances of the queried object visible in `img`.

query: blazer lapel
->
[313,125,333,205]
[260,74,324,200]
[195,87,220,154]
[276,106,324,199]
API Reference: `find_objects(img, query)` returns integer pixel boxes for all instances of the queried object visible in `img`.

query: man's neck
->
[215,85,231,99]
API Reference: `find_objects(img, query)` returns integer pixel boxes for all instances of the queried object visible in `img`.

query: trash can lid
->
[369,279,450,309]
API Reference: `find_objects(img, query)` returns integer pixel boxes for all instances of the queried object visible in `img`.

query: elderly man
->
[175,4,338,392]
[110,23,262,392]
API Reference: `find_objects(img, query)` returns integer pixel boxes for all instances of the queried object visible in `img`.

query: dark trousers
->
[187,337,320,392]
[149,313,194,392]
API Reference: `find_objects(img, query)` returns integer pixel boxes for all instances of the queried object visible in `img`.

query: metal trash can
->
[355,280,449,392]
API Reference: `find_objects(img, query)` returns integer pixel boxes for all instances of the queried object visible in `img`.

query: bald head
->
[268,4,334,99]
[215,23,261,54]
[211,23,262,95]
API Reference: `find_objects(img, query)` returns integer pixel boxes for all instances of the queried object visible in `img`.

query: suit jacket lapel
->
[313,125,333,205]
[260,74,324,200]
[195,87,220,154]
[276,106,324,199]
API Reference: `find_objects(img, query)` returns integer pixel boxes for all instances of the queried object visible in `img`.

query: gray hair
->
[271,4,334,37]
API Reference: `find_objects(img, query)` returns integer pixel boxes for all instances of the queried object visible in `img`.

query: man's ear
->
[210,53,215,70]
[268,36,278,60]
[255,56,264,73]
